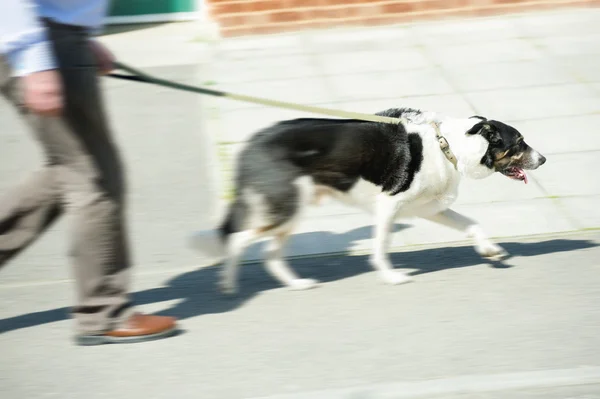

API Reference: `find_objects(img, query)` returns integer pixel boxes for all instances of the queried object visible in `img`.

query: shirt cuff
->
[9,39,57,77]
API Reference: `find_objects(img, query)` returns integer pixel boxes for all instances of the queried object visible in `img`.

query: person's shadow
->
[1,224,597,334]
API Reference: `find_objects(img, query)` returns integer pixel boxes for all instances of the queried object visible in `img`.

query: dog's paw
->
[380,270,413,285]
[288,278,319,291]
[476,242,509,261]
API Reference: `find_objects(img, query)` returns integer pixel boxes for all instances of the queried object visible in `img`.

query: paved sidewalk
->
[3,231,600,399]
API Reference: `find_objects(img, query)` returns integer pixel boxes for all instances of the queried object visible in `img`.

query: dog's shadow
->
[1,225,597,334]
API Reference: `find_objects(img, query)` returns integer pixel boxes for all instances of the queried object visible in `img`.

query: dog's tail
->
[188,199,246,262]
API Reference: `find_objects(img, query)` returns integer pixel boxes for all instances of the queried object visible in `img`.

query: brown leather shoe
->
[76,313,178,346]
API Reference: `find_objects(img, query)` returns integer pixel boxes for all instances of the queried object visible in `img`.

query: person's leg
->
[45,21,180,341]
[42,22,134,335]
[0,60,64,266]
[0,20,176,343]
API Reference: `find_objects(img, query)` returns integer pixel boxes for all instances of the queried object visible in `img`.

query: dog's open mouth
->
[500,167,528,184]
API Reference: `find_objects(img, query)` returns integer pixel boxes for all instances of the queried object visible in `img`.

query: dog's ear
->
[466,122,502,145]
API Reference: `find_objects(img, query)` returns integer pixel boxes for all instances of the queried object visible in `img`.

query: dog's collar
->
[431,121,458,169]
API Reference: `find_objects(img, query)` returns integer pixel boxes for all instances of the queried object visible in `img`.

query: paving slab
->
[452,173,548,205]
[304,25,415,53]
[529,151,600,198]
[505,114,600,155]
[409,16,524,45]
[556,54,600,83]
[218,105,343,143]
[534,33,600,57]
[464,84,600,120]
[317,47,432,75]
[441,59,576,92]
[423,38,544,67]
[559,195,600,230]
[217,77,335,111]
[512,7,600,38]
[329,69,455,101]
[345,94,477,116]
[217,32,308,58]
[215,54,319,84]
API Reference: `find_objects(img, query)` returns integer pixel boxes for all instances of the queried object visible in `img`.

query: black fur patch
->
[224,108,426,231]
[394,133,423,194]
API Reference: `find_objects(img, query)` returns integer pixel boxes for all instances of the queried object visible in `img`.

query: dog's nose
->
[539,154,547,165]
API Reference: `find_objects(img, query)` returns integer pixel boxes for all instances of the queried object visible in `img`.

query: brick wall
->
[205,0,599,37]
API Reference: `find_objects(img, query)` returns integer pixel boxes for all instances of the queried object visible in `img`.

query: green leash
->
[109,61,402,125]
[108,61,458,168]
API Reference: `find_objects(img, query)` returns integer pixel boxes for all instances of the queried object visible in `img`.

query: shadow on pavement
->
[1,229,597,334]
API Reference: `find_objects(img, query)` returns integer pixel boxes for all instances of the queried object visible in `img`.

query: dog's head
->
[458,116,546,183]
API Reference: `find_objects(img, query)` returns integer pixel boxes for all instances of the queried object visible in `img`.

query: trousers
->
[0,19,133,334]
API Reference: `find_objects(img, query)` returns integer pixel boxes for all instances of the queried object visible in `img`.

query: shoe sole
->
[75,327,179,346]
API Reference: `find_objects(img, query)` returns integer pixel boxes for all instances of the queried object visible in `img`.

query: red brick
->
[209,1,245,16]
[249,0,284,12]
[309,7,349,19]
[269,9,308,22]
[321,0,387,4]
[490,0,535,4]
[381,2,416,13]
[285,0,323,7]
[244,13,272,25]
[417,0,463,11]
[217,13,246,28]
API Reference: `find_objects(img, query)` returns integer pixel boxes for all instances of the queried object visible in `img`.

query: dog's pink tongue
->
[517,168,528,184]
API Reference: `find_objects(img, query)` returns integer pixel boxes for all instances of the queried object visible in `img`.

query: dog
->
[190,107,546,294]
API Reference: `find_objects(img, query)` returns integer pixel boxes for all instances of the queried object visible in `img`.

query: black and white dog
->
[191,108,546,294]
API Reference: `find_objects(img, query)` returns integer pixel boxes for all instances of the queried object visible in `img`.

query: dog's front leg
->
[424,208,508,260]
[369,195,412,285]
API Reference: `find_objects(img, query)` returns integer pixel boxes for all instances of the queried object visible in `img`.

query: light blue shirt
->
[0,0,110,76]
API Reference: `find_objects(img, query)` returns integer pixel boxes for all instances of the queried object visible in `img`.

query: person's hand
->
[22,70,64,117]
[89,39,115,75]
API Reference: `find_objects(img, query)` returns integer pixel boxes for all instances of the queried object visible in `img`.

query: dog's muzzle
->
[499,150,546,184]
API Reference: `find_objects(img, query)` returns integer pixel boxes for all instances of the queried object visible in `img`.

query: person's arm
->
[0,0,57,77]
[0,1,63,116]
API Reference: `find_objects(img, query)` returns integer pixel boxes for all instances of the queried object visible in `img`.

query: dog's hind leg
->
[423,208,508,260]
[219,230,258,295]
[262,175,319,290]
[264,232,319,291]
[369,194,413,285]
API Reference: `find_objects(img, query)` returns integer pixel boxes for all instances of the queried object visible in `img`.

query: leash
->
[108,61,458,169]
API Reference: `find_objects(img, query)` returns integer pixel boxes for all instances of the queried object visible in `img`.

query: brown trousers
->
[0,19,133,334]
